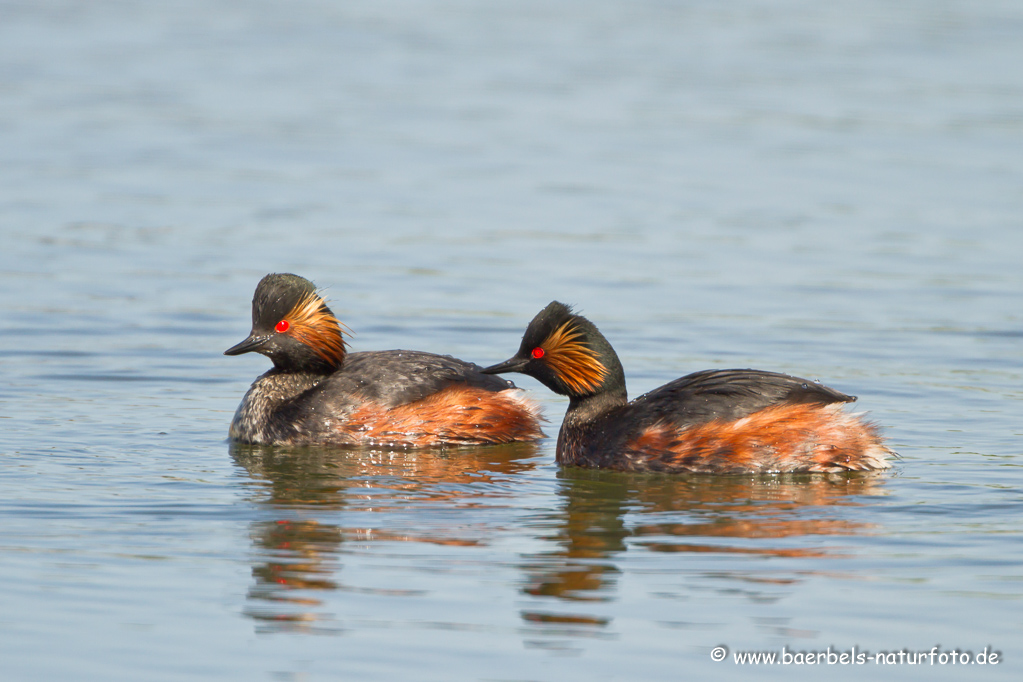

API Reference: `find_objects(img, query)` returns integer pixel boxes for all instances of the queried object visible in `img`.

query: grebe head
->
[482,301,623,399]
[224,273,348,372]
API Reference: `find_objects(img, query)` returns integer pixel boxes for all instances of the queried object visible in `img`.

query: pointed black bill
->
[481,356,530,375]
[224,333,271,356]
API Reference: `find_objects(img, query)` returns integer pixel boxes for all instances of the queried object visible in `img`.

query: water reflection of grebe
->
[519,468,889,636]
[231,441,542,633]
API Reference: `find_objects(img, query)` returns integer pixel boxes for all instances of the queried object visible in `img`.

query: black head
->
[482,301,624,399]
[224,273,348,373]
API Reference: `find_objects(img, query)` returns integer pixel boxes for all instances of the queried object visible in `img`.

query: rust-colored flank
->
[336,385,544,448]
[622,403,891,474]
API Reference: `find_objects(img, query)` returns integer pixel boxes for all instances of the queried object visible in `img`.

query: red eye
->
[275,320,290,333]
[531,347,545,359]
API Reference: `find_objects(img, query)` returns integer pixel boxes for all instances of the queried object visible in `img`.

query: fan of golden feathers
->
[540,319,608,394]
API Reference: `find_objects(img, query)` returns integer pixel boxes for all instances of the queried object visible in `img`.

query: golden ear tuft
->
[284,291,349,366]
[541,319,608,393]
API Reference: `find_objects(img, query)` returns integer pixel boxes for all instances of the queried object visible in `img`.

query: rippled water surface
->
[2,1,1022,680]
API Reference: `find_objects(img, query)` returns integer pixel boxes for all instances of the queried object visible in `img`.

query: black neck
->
[269,351,341,375]
[565,384,628,425]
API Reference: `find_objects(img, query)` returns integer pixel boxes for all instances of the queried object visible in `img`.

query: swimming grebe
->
[225,274,543,447]
[482,302,891,473]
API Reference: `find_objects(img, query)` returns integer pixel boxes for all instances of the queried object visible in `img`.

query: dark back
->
[317,350,517,408]
[633,368,854,428]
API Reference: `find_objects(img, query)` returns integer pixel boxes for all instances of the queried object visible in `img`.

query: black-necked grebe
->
[482,301,892,473]
[225,274,543,447]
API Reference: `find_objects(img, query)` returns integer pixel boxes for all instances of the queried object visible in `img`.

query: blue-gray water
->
[2,1,1021,680]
